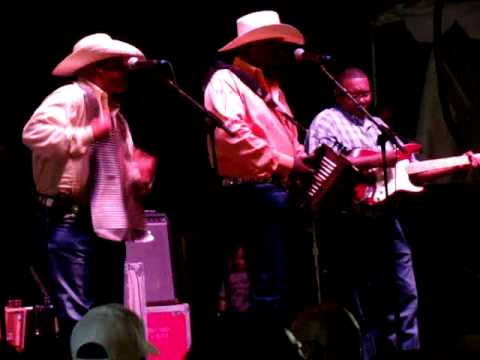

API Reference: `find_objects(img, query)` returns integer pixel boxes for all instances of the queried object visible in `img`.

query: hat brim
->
[219,24,305,52]
[145,341,160,355]
[52,40,144,77]
[71,338,159,360]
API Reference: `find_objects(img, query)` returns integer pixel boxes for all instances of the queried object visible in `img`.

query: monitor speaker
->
[125,211,176,306]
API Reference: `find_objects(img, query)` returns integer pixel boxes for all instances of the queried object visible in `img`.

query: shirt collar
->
[78,78,106,97]
[233,57,294,119]
[233,57,273,94]
[336,106,370,126]
[78,78,120,112]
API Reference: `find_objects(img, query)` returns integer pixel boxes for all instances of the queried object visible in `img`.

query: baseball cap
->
[70,303,159,360]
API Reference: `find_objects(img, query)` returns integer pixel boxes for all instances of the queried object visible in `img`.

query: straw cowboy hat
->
[219,10,305,52]
[52,33,144,77]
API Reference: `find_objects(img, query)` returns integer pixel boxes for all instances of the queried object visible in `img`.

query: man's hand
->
[133,149,157,195]
[465,151,480,168]
[91,116,113,141]
[292,155,315,175]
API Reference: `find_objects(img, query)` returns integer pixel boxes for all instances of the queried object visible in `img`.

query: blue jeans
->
[218,183,292,320]
[318,213,420,359]
[35,202,126,341]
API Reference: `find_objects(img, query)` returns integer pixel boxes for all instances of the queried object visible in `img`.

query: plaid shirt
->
[306,107,399,155]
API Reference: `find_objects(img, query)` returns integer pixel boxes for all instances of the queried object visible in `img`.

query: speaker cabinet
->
[125,211,176,305]
[147,304,191,360]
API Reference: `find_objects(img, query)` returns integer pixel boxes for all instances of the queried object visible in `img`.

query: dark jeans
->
[35,202,126,350]
[317,212,420,360]
[217,183,292,321]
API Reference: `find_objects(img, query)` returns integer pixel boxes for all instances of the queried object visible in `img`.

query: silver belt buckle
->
[221,176,272,186]
[221,178,238,186]
[38,195,55,207]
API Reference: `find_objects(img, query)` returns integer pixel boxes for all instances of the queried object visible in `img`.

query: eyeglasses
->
[340,91,371,100]
[350,91,371,99]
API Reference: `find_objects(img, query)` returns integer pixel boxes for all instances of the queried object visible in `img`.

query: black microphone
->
[127,57,170,70]
[294,48,333,63]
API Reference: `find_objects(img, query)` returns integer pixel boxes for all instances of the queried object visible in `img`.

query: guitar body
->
[354,159,424,205]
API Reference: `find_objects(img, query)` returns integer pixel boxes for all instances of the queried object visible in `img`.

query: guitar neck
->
[407,154,474,175]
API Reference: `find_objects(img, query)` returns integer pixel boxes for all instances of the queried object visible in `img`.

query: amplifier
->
[125,211,176,305]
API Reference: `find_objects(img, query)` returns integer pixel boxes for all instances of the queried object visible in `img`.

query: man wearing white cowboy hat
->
[23,33,156,357]
[203,10,314,324]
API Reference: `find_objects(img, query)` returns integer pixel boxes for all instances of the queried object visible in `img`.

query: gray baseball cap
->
[70,303,159,360]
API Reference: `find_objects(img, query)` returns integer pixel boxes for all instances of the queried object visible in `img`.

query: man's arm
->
[306,110,343,155]
[22,84,96,159]
[410,150,480,184]
[131,148,157,196]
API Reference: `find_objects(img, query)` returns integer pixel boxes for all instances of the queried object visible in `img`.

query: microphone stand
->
[164,79,235,138]
[29,266,58,341]
[154,66,234,181]
[317,63,406,201]
[155,68,235,139]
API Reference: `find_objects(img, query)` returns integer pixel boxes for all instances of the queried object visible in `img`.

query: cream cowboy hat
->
[219,10,305,52]
[52,33,145,77]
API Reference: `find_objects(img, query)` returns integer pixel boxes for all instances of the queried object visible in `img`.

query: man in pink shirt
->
[203,10,313,324]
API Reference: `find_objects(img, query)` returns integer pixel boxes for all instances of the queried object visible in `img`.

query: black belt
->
[221,176,274,187]
[36,193,86,214]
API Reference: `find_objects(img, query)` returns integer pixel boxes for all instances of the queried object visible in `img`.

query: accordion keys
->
[293,144,354,213]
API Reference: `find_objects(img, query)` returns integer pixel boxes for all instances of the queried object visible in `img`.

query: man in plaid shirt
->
[306,67,420,360]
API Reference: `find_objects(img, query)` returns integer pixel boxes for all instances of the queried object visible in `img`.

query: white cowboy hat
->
[219,10,305,52]
[52,33,145,77]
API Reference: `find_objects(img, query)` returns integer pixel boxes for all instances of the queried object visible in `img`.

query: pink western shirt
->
[204,58,305,181]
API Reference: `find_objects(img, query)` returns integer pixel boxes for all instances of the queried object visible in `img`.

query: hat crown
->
[52,33,144,76]
[73,33,113,52]
[218,10,304,52]
[236,10,281,37]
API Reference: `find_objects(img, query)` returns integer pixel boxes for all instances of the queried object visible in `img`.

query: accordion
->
[291,144,356,214]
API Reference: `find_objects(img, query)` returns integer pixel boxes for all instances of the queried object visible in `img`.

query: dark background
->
[1,0,480,356]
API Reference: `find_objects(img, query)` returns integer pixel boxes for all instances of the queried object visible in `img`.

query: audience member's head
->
[291,304,362,360]
[70,303,158,360]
